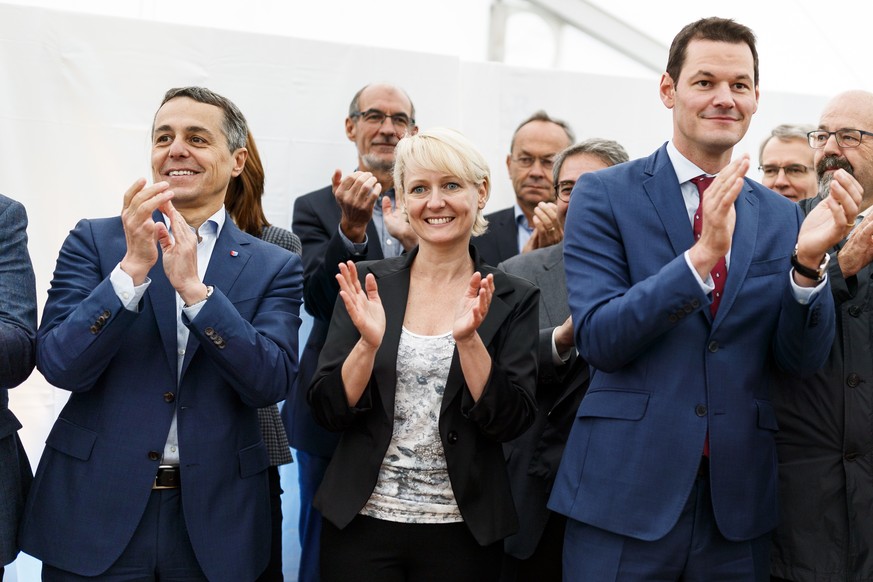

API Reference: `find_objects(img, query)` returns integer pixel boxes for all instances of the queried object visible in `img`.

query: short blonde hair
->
[393,127,490,236]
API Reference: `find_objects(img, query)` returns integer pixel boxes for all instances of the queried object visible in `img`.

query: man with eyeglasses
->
[549,18,859,580]
[759,123,818,202]
[284,82,419,582]
[772,90,873,582]
[473,111,574,266]
[498,138,628,582]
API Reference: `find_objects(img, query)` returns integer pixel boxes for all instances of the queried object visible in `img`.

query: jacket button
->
[148,451,160,461]
[89,325,99,334]
[844,451,859,461]
[695,404,707,417]
[690,299,700,309]
[204,327,215,337]
[849,305,862,317]
[163,392,175,403]
[447,431,459,445]
[103,310,111,318]
[707,341,719,353]
[683,303,694,314]
[668,314,678,323]
[847,373,862,388]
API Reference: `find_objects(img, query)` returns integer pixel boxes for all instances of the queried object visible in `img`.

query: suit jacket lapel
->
[535,244,569,327]
[146,211,183,377]
[179,219,252,378]
[712,181,758,329]
[643,148,696,259]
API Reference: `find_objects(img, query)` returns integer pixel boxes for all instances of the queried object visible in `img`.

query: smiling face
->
[345,84,417,174]
[151,96,246,217]
[660,39,759,171]
[402,166,485,249]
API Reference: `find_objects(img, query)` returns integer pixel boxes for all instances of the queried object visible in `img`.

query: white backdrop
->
[0,2,828,577]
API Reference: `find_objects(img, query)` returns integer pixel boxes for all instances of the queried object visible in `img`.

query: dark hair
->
[158,86,248,152]
[348,83,416,122]
[666,18,758,86]
[552,138,629,183]
[510,110,575,152]
[225,131,270,236]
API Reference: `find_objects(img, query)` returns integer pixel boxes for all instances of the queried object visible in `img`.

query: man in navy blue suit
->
[549,18,862,580]
[20,87,302,581]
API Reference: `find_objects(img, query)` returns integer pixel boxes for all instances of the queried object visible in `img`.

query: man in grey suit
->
[0,194,37,579]
[498,139,628,582]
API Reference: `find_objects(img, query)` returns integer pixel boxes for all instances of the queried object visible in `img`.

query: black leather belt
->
[153,465,181,489]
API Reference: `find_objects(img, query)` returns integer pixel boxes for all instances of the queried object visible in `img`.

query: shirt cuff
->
[684,250,715,293]
[789,269,826,305]
[110,263,150,311]
[338,225,368,255]
[551,327,574,365]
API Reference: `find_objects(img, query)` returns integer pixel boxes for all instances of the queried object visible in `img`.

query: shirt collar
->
[513,203,531,230]
[666,140,712,183]
[162,206,226,238]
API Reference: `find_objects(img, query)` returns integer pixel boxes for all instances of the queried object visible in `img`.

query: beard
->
[361,152,395,174]
[817,155,854,198]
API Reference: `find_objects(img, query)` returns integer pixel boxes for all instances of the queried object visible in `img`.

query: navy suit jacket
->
[283,184,384,457]
[548,144,835,543]
[20,213,302,580]
[0,194,36,566]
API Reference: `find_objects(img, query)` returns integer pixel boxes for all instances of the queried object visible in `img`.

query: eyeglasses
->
[554,180,575,202]
[511,156,555,170]
[350,109,414,129]
[758,164,813,178]
[808,129,873,149]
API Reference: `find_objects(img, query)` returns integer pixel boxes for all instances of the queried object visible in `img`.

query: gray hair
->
[552,138,630,183]
[510,110,575,152]
[158,87,249,152]
[759,123,816,163]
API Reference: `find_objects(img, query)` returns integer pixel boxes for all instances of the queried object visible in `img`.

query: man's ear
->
[345,117,356,142]
[659,73,676,109]
[231,148,248,177]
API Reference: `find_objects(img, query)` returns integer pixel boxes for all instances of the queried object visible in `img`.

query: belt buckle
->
[153,465,180,490]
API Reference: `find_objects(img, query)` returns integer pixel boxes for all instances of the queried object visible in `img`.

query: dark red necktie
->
[691,175,725,459]
[691,175,727,316]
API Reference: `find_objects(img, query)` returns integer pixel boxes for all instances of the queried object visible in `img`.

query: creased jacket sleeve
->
[0,197,36,389]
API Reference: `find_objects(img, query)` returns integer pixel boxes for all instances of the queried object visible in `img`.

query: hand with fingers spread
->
[523,201,563,252]
[687,156,748,280]
[119,178,175,284]
[453,272,495,343]
[155,201,208,305]
[382,195,418,251]
[334,169,382,243]
[796,168,863,283]
[838,211,873,278]
[336,260,385,349]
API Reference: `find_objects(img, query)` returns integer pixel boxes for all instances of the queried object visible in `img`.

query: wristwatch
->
[790,245,829,283]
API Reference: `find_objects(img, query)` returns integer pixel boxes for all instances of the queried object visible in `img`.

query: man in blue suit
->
[549,18,862,580]
[0,194,37,580]
[19,87,303,581]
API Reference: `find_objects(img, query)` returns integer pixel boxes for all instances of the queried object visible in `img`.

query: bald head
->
[815,90,873,211]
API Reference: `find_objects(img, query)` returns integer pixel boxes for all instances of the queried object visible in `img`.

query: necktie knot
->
[691,174,714,194]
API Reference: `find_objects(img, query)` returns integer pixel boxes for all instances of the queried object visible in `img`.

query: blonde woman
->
[309,128,538,581]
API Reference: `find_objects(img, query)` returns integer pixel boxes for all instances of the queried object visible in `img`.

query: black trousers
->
[255,465,284,582]
[321,514,502,582]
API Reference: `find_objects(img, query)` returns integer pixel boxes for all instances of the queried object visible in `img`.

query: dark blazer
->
[549,144,835,543]
[498,241,588,559]
[309,247,539,546]
[0,194,36,567]
[283,184,385,457]
[474,206,520,267]
[19,214,303,580]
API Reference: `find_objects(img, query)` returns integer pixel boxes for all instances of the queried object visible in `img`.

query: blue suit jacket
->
[19,213,302,580]
[0,194,36,566]
[548,144,835,543]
